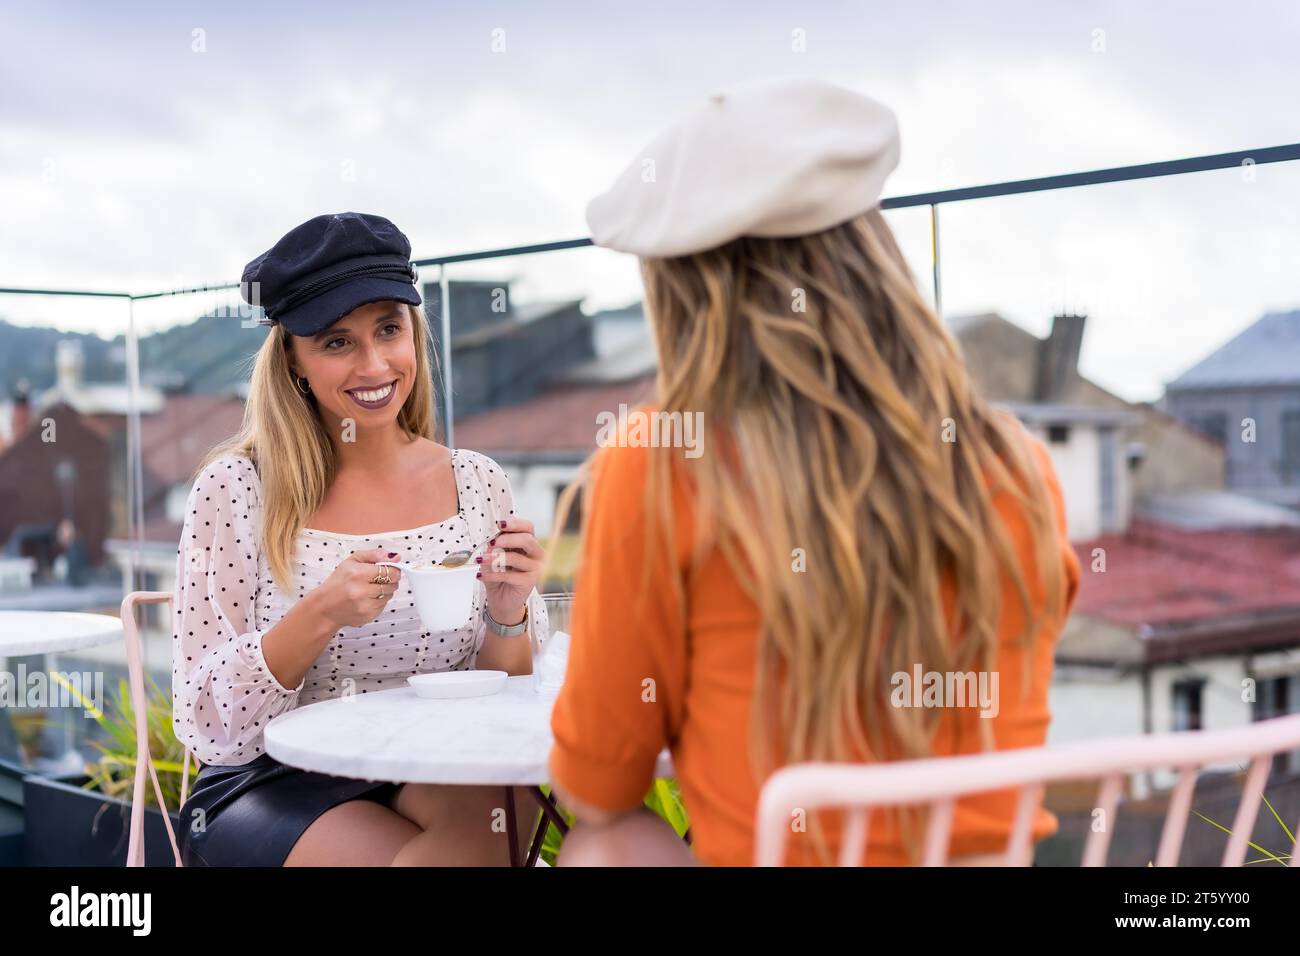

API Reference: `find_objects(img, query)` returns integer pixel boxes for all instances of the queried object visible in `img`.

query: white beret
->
[585,76,901,258]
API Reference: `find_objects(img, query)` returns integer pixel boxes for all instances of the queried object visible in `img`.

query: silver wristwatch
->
[484,604,528,637]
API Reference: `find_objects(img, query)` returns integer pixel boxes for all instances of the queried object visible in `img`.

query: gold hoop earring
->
[294,375,311,395]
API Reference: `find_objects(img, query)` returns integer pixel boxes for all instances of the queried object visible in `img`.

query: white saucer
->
[407,670,508,699]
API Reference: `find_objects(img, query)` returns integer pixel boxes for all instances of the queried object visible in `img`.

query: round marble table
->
[0,610,124,657]
[264,675,674,785]
[264,675,677,865]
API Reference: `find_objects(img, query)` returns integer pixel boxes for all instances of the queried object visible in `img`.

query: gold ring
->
[375,589,385,600]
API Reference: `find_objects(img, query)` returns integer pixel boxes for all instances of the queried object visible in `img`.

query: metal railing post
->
[125,296,145,594]
[930,203,942,319]
[439,264,455,449]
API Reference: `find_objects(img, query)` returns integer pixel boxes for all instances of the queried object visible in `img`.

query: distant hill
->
[135,312,270,393]
[0,313,270,396]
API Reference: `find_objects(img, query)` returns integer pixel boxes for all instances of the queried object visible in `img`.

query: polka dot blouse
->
[171,447,549,767]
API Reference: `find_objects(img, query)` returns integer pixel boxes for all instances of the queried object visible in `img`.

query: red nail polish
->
[498,520,506,528]
[387,552,397,558]
[475,556,483,564]
[476,572,482,579]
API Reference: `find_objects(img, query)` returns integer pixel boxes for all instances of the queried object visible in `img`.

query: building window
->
[1099,427,1118,532]
[1282,410,1300,483]
[1253,674,1300,773]
[1172,679,1204,732]
[1189,411,1228,444]
[554,485,583,533]
[1254,675,1292,721]
[1047,423,1070,444]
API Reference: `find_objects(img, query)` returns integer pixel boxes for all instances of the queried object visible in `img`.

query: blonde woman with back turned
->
[545,78,1081,866]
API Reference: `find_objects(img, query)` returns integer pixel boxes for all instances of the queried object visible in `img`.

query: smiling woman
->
[293,302,410,417]
[170,212,549,868]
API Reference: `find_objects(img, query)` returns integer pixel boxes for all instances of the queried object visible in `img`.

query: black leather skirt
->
[177,753,401,867]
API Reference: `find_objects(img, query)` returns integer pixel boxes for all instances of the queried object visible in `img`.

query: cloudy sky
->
[1,0,1296,402]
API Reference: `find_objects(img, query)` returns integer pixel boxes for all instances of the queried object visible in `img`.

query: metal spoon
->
[439,537,492,568]
[373,538,491,574]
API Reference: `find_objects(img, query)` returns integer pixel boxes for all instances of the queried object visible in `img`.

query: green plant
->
[1192,792,1293,866]
[535,778,691,865]
[1185,761,1295,866]
[8,711,49,762]
[645,778,690,837]
[49,670,197,811]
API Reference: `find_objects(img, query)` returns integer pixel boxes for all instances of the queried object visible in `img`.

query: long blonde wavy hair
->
[549,207,1067,859]
[198,302,439,593]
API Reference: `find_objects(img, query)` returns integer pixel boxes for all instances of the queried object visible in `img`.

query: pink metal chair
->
[120,591,193,867]
[755,714,1300,866]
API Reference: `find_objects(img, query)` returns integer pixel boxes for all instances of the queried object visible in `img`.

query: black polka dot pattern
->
[170,448,548,766]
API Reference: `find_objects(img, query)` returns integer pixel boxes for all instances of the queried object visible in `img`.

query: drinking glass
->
[535,593,573,695]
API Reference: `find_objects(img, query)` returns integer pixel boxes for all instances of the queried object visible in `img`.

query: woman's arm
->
[258,590,340,689]
[464,453,549,673]
[475,554,548,674]
[172,457,307,766]
[546,440,690,859]
[474,600,532,674]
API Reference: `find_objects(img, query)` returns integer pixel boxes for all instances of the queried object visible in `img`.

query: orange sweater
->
[549,409,1081,866]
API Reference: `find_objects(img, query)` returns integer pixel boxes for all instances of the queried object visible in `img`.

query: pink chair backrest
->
[755,714,1300,866]
[120,590,196,868]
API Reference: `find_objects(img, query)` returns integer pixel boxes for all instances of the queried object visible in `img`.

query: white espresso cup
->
[375,560,479,632]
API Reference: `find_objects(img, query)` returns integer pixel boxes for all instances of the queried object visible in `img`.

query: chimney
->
[55,338,85,394]
[11,378,31,438]
[1035,312,1086,402]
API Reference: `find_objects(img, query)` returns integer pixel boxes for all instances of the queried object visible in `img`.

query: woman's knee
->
[284,798,422,866]
[391,783,531,834]
[557,810,697,867]
[387,785,537,865]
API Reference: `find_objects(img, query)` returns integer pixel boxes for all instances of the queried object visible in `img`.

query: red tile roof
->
[80,414,118,439]
[1072,516,1300,629]
[138,392,246,488]
[452,373,656,456]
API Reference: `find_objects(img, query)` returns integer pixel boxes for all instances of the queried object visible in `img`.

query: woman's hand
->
[478,517,544,624]
[308,548,403,630]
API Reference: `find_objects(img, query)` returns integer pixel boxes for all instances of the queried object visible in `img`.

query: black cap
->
[241,212,422,336]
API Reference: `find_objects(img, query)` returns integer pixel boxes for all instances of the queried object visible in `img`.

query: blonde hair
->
[198,302,439,593]
[549,208,1067,862]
